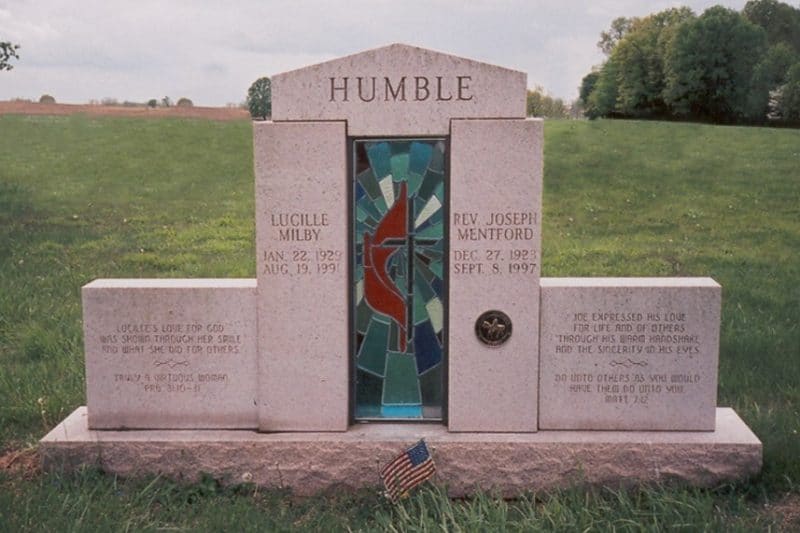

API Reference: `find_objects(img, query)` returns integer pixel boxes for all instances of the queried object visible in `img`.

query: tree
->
[176,97,193,107]
[586,58,620,119]
[611,7,695,117]
[743,0,800,53]
[526,87,567,118]
[598,17,632,56]
[1,41,20,71]
[664,6,767,122]
[746,43,799,120]
[247,77,271,120]
[777,62,800,121]
[578,71,600,107]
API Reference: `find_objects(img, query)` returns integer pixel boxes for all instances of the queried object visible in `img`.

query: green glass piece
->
[395,272,407,297]
[383,352,421,404]
[415,276,435,301]
[390,153,409,182]
[356,369,383,418]
[429,143,444,172]
[413,285,429,325]
[428,260,443,279]
[408,171,424,196]
[388,321,399,353]
[357,195,383,220]
[417,172,440,201]
[434,181,444,202]
[424,248,443,261]
[414,256,437,283]
[419,364,443,406]
[374,196,387,215]
[391,140,411,155]
[355,298,371,333]
[417,222,443,240]
[356,168,381,200]
[358,317,389,376]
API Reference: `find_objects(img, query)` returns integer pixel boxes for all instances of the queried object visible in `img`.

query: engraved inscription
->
[329,75,474,103]
[262,209,343,276]
[451,211,538,275]
[547,310,705,406]
[98,321,243,395]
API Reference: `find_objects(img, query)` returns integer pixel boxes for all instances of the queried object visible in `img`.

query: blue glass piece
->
[409,142,434,175]
[381,405,423,418]
[414,320,442,374]
[355,182,366,201]
[431,277,443,296]
[367,142,392,179]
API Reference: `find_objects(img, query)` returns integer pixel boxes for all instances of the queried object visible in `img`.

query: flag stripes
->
[381,439,436,501]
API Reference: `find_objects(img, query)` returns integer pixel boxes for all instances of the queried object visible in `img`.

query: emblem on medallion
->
[475,310,512,347]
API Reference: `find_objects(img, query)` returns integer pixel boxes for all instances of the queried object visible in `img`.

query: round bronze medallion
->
[475,310,512,347]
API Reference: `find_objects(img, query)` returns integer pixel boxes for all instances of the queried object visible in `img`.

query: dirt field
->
[0,101,250,121]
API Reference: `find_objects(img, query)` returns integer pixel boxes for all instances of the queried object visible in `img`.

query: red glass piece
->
[363,182,408,351]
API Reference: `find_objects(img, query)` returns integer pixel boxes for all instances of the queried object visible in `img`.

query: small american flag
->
[380,439,436,501]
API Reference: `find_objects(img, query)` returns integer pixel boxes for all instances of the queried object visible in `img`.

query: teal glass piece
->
[408,172,424,196]
[382,405,423,418]
[390,153,410,182]
[358,317,390,376]
[383,352,421,405]
[353,138,446,421]
[367,142,392,178]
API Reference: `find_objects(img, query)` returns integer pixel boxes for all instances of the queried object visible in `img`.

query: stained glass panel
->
[353,139,446,420]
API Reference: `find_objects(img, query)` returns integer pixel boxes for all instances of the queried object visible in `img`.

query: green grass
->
[1,115,798,529]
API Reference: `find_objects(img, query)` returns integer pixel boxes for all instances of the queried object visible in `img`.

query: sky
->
[1,0,749,106]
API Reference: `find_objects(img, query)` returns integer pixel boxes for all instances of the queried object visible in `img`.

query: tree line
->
[580,0,800,124]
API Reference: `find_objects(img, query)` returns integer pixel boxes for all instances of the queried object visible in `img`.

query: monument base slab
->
[40,407,761,498]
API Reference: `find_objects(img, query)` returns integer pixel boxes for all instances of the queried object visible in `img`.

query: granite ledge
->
[40,407,761,497]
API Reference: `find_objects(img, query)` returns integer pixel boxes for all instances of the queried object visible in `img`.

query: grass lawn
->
[0,114,798,530]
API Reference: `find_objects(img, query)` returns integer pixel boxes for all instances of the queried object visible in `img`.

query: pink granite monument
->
[41,44,761,495]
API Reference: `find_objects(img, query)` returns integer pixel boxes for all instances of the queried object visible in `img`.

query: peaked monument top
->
[271,43,528,135]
